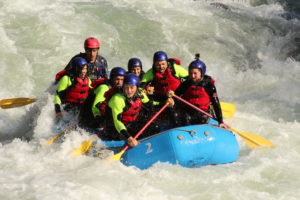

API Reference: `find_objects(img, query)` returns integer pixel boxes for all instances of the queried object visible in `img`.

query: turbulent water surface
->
[1,0,300,199]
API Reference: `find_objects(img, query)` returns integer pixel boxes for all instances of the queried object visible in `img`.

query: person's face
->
[85,48,98,63]
[154,60,168,74]
[124,84,137,98]
[130,66,141,76]
[189,68,202,82]
[113,76,124,87]
[80,65,88,78]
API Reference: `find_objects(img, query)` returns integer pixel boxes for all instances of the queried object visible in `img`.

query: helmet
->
[153,51,168,63]
[128,58,142,71]
[84,37,100,49]
[72,57,88,75]
[110,67,126,80]
[188,59,206,76]
[124,73,140,86]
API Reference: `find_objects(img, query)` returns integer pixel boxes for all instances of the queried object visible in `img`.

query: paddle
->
[47,124,76,144]
[220,102,236,118]
[70,103,169,158]
[0,98,36,109]
[173,95,274,148]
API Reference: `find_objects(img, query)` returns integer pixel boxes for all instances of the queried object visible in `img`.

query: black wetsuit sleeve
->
[204,82,223,124]
[175,80,190,96]
[55,104,61,113]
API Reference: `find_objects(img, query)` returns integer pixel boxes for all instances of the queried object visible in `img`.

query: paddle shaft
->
[121,103,169,153]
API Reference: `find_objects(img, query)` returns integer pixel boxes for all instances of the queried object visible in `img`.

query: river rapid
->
[0,0,300,199]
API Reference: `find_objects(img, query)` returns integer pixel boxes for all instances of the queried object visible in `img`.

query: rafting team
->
[54,37,230,148]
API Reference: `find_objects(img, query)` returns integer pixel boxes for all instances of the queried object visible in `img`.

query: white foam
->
[0,0,300,199]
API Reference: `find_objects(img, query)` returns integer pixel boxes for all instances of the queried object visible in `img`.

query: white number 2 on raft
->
[145,143,153,154]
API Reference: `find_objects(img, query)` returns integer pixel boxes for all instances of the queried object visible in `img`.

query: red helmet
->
[84,37,100,49]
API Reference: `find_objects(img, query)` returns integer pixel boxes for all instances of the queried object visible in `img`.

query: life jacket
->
[168,58,181,65]
[64,77,89,104]
[152,64,181,96]
[99,87,118,115]
[91,77,106,88]
[120,97,142,125]
[55,69,68,82]
[182,82,211,111]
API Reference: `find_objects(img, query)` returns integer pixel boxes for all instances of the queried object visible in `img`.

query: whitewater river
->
[1,0,300,199]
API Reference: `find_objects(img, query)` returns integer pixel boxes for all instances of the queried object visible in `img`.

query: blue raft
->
[96,124,239,170]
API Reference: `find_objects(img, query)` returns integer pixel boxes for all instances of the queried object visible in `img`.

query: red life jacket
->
[64,77,89,103]
[182,84,211,111]
[121,97,142,124]
[91,77,106,88]
[55,69,67,82]
[153,67,180,96]
[168,58,181,65]
[99,87,118,115]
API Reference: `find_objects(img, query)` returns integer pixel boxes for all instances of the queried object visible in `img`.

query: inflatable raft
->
[91,124,239,169]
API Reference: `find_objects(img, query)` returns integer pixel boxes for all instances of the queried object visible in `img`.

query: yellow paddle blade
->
[110,150,125,161]
[0,98,36,109]
[47,125,75,145]
[220,102,236,118]
[230,128,274,148]
[70,140,95,156]
[47,132,65,145]
[238,134,260,148]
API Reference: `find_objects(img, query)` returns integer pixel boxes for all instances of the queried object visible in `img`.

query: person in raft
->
[54,57,92,119]
[78,67,127,129]
[102,73,174,147]
[141,51,188,102]
[167,58,229,129]
[55,37,108,84]
[127,57,145,80]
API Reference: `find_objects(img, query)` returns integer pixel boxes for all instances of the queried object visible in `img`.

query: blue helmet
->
[128,58,142,71]
[153,51,168,63]
[188,60,206,76]
[72,57,88,75]
[124,73,140,86]
[110,67,126,79]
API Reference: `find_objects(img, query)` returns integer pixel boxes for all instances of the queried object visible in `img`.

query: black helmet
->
[71,57,88,75]
[110,67,126,79]
[128,58,142,71]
